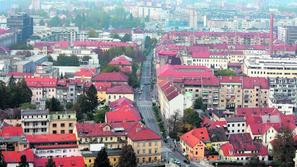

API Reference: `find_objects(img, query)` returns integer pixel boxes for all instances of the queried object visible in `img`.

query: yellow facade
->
[83,154,120,167]
[49,112,76,134]
[180,139,205,160]
[127,138,162,165]
[97,91,108,102]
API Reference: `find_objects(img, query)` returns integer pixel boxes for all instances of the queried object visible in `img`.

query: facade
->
[180,128,209,160]
[0,126,27,151]
[49,111,77,134]
[218,76,269,110]
[278,26,297,44]
[21,110,49,135]
[243,57,297,78]
[0,28,17,48]
[3,149,34,167]
[106,85,134,103]
[225,117,246,136]
[7,13,33,42]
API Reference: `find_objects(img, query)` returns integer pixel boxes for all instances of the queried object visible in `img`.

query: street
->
[136,51,212,167]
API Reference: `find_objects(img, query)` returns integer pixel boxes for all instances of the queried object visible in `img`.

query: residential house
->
[48,111,76,134]
[21,110,49,135]
[3,149,34,167]
[109,55,133,73]
[106,85,134,103]
[0,126,27,151]
[92,72,128,85]
[34,156,85,167]
[225,117,246,136]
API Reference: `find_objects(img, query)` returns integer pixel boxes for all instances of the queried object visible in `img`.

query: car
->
[183,159,190,164]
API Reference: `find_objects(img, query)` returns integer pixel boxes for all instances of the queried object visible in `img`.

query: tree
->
[88,29,97,38]
[272,127,296,167]
[46,157,56,167]
[214,69,236,76]
[94,148,111,167]
[74,95,91,121]
[48,16,62,27]
[46,97,63,112]
[246,155,265,167]
[18,155,29,167]
[168,112,182,139]
[110,33,121,40]
[16,79,32,105]
[54,54,80,66]
[86,84,98,112]
[94,106,109,123]
[0,81,8,109]
[128,73,139,88]
[119,145,137,167]
[19,103,36,110]
[101,65,120,72]
[0,151,7,167]
[121,33,132,42]
[6,77,32,108]
[183,108,201,129]
[65,102,73,110]
[193,97,207,111]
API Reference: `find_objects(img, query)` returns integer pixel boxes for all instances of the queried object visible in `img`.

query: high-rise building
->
[7,13,33,42]
[278,26,297,44]
[31,0,41,11]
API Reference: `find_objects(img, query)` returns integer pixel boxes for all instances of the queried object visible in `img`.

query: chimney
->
[270,14,274,56]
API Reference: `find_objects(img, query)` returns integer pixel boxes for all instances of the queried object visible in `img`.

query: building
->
[109,55,132,73]
[218,76,269,110]
[31,0,41,11]
[48,111,76,134]
[278,26,297,44]
[180,128,209,160]
[0,126,27,151]
[243,57,297,78]
[127,125,162,165]
[82,149,121,167]
[268,78,297,115]
[34,156,85,167]
[26,133,80,158]
[219,133,268,163]
[3,149,34,167]
[92,72,128,85]
[7,13,33,42]
[21,110,49,135]
[105,105,141,123]
[225,117,246,136]
[106,85,134,103]
[0,28,17,48]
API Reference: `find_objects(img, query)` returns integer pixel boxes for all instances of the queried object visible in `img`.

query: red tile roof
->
[7,72,33,78]
[219,76,269,89]
[106,85,134,94]
[180,128,209,148]
[26,134,77,143]
[127,124,161,141]
[158,81,180,101]
[73,41,136,49]
[92,72,128,82]
[106,110,141,123]
[109,97,134,109]
[35,144,78,149]
[109,55,132,66]
[76,123,124,137]
[3,149,34,163]
[158,50,178,57]
[0,126,23,137]
[34,156,85,167]
[25,77,58,88]
[74,68,96,78]
[183,77,220,86]
[92,82,112,91]
[157,64,214,81]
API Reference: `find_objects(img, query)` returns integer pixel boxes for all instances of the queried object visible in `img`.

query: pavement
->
[136,51,212,167]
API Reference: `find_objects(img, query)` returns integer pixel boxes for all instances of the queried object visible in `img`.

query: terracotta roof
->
[158,50,177,57]
[106,85,134,94]
[183,77,220,86]
[106,110,141,123]
[25,77,58,88]
[92,82,112,91]
[34,156,85,167]
[109,55,132,66]
[35,144,78,149]
[26,134,77,143]
[3,149,34,163]
[158,81,180,101]
[74,68,96,78]
[180,128,209,148]
[76,123,124,137]
[109,97,134,109]
[92,72,128,82]
[0,126,23,137]
[73,41,136,48]
[127,125,161,141]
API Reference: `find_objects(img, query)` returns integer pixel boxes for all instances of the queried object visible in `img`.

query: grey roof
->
[21,109,49,116]
[208,127,228,142]
[225,117,245,123]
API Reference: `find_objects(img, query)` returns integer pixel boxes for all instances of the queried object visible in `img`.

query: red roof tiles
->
[158,81,180,101]
[3,149,34,163]
[219,76,269,89]
[109,55,132,66]
[34,156,85,167]
[74,68,96,78]
[92,72,128,83]
[0,126,23,137]
[127,124,161,141]
[26,134,77,143]
[109,97,134,109]
[180,128,209,148]
[106,85,134,94]
[25,77,58,88]
[106,110,141,123]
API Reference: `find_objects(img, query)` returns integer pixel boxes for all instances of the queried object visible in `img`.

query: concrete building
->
[225,117,246,136]
[243,57,297,78]
[21,110,49,135]
[278,26,297,44]
[7,13,33,42]
[49,111,77,134]
[0,28,17,48]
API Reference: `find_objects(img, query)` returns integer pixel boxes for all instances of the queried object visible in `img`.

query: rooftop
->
[21,109,49,116]
[106,85,134,94]
[3,149,34,163]
[92,72,128,82]
[180,128,210,148]
[26,134,77,143]
[34,156,85,167]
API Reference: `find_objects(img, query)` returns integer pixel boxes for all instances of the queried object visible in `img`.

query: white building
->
[225,117,246,136]
[21,110,49,135]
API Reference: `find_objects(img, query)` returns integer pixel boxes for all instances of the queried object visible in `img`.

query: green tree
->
[0,81,8,109]
[119,145,137,167]
[168,112,182,139]
[74,95,91,121]
[193,97,207,111]
[46,97,63,112]
[110,33,121,40]
[86,84,98,112]
[16,79,32,105]
[0,151,7,167]
[272,127,296,167]
[48,16,62,27]
[214,69,236,76]
[94,148,111,167]
[46,157,56,167]
[54,54,80,66]
[246,155,265,167]
[94,106,109,123]
[65,102,73,110]
[183,108,201,128]
[88,29,97,38]
[18,155,29,167]
[102,65,120,72]
[121,33,132,42]
[128,73,139,88]
[19,103,36,110]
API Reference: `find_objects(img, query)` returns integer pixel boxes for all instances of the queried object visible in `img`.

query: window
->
[61,123,65,127]
[53,130,57,134]
[53,123,57,128]
[69,130,73,134]
[69,123,73,127]
[61,130,65,134]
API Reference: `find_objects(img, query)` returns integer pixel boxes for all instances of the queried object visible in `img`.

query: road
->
[136,51,212,167]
